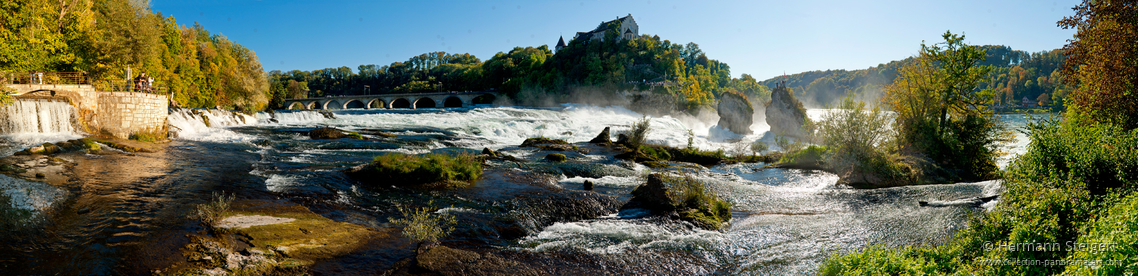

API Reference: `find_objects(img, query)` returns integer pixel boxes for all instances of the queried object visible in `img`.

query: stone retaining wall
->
[96,92,168,139]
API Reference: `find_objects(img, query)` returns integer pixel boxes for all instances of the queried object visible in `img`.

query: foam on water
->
[559,175,643,188]
[522,219,725,255]
[211,105,1035,275]
[0,132,84,156]
[168,108,259,142]
[250,105,782,152]
[256,110,328,125]
[0,99,77,134]
[0,99,83,156]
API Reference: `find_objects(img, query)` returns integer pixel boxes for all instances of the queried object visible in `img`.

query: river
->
[0,103,1041,275]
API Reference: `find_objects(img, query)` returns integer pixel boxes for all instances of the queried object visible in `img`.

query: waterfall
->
[167,108,258,142]
[0,99,78,134]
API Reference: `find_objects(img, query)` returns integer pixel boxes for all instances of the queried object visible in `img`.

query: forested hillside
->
[761,45,1070,109]
[269,23,771,114]
[0,0,269,111]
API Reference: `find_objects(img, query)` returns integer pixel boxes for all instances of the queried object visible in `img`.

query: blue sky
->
[151,0,1079,80]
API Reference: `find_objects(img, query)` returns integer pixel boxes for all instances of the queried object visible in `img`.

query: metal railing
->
[2,72,168,94]
[90,79,168,95]
[1,72,88,85]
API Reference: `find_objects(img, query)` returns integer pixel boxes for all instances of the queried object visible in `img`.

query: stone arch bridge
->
[282,91,500,110]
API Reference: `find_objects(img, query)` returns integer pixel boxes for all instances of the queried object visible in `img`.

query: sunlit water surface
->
[0,104,1039,274]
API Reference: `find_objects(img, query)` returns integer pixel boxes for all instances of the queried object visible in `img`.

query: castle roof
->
[589,14,634,33]
[573,14,635,40]
[556,36,566,48]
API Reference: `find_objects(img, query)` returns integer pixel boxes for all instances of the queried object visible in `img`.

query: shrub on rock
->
[545,153,568,162]
[344,153,482,189]
[622,174,731,230]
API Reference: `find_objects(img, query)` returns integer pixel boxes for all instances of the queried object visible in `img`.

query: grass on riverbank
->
[129,126,168,143]
[819,118,1138,275]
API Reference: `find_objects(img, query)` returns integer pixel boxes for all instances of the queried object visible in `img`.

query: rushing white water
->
[248,106,1034,158]
[251,105,789,153]
[167,108,259,142]
[154,104,1037,274]
[0,99,83,156]
[0,99,77,134]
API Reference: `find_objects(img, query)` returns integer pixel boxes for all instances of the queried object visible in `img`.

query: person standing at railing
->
[134,73,145,92]
[147,75,154,92]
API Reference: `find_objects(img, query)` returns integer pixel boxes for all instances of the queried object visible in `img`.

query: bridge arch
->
[391,98,411,109]
[413,97,436,109]
[443,96,463,108]
[324,100,343,110]
[287,102,306,110]
[472,94,496,105]
[367,99,386,109]
[306,101,321,110]
[344,99,366,109]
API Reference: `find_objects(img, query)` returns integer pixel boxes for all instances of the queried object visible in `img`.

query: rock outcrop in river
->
[765,85,813,140]
[716,91,754,135]
[621,174,731,230]
[309,127,361,139]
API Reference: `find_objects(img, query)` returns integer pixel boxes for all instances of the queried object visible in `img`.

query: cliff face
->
[764,86,812,140]
[716,91,754,135]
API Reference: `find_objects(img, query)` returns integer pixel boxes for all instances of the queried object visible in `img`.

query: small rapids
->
[0,104,1036,275]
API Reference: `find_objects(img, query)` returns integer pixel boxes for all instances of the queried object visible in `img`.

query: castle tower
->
[555,36,566,53]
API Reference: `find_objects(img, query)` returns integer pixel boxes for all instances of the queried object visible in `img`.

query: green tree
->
[0,0,98,72]
[885,31,1005,180]
[922,31,995,133]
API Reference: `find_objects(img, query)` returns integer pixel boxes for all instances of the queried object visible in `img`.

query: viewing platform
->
[1,72,170,139]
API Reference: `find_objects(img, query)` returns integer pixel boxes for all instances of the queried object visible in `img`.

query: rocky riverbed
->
[0,106,1026,275]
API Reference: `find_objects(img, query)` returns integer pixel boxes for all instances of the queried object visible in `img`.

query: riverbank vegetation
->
[267,32,773,114]
[787,31,1006,187]
[821,1,1138,274]
[812,96,914,187]
[883,32,1009,182]
[1,0,269,110]
[764,46,1071,111]
[608,119,731,166]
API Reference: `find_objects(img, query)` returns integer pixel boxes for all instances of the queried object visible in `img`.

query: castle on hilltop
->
[556,14,639,52]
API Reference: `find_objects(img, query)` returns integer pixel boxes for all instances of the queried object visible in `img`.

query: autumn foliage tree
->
[0,0,270,111]
[1058,0,1138,129]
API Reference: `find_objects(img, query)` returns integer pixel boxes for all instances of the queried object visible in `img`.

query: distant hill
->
[761,45,1070,109]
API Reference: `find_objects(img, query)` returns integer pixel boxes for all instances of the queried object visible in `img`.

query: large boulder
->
[308,127,362,140]
[765,85,813,140]
[716,91,754,135]
[624,174,675,213]
[309,127,347,139]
